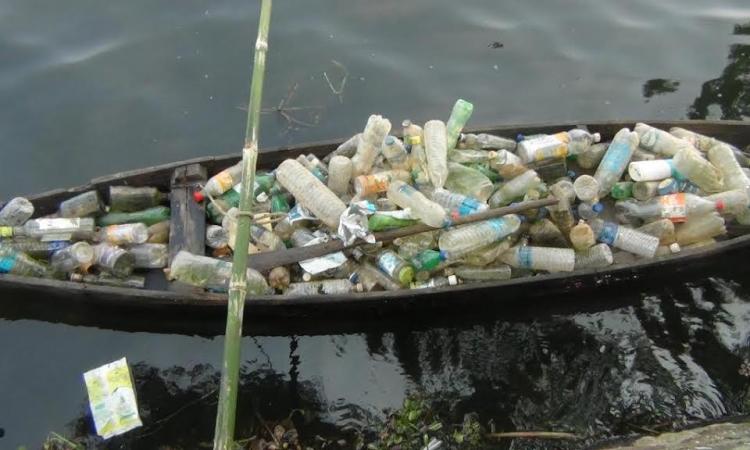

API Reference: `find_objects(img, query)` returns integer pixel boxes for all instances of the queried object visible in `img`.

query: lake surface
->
[0,0,749,448]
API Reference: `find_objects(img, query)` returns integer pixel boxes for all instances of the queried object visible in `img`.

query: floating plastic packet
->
[83,357,142,439]
[299,235,348,274]
[338,200,377,246]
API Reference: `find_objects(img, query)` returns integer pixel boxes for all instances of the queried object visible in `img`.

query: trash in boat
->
[1,99,749,295]
[82,357,142,439]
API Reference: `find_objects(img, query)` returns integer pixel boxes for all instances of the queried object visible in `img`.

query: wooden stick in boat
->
[248,197,558,272]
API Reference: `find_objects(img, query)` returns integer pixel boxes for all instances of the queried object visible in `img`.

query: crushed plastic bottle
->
[93,243,135,278]
[0,197,34,226]
[50,242,94,274]
[382,136,410,170]
[354,170,411,197]
[674,212,726,245]
[327,155,353,197]
[431,189,488,217]
[147,221,170,244]
[6,240,70,258]
[0,244,48,277]
[58,191,105,218]
[636,218,676,244]
[453,264,512,281]
[206,224,229,249]
[1,217,96,241]
[423,120,449,189]
[128,243,168,269]
[70,272,146,289]
[489,170,542,207]
[708,143,750,192]
[109,186,168,212]
[387,180,447,228]
[458,133,517,150]
[570,220,595,251]
[517,129,600,163]
[577,142,608,170]
[444,162,494,202]
[352,115,391,176]
[168,250,268,293]
[276,159,347,229]
[616,193,723,223]
[445,99,474,151]
[594,128,639,198]
[574,243,613,269]
[589,219,659,258]
[634,122,694,157]
[672,147,724,193]
[501,245,575,272]
[97,223,149,245]
[438,215,521,259]
[350,260,402,291]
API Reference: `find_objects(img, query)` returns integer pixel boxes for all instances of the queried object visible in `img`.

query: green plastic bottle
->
[610,181,634,200]
[206,189,240,224]
[410,249,446,272]
[445,99,474,150]
[97,206,170,226]
[368,214,418,231]
[376,249,415,287]
[271,194,291,213]
[467,163,502,183]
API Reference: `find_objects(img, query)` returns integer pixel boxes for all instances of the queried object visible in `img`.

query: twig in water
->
[323,60,348,104]
[260,82,324,135]
[487,431,579,440]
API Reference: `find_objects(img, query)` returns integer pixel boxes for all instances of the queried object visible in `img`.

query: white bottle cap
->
[628,160,672,182]
[447,275,458,286]
[669,243,681,253]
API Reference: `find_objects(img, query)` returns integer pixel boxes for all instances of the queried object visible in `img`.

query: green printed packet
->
[83,357,142,439]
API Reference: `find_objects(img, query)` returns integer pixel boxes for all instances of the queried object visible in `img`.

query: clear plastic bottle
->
[634,122,693,157]
[672,147,724,193]
[394,231,436,259]
[675,212,726,245]
[296,155,326,182]
[705,190,750,216]
[574,243,613,270]
[616,193,720,223]
[444,162,494,203]
[93,243,135,278]
[632,181,659,201]
[289,227,317,247]
[387,180,447,228]
[501,246,575,272]
[327,155,353,196]
[453,264,512,281]
[573,175,600,203]
[382,136,410,170]
[285,279,354,296]
[2,218,96,241]
[628,160,680,182]
[168,250,268,293]
[353,170,411,197]
[50,241,94,274]
[707,143,750,192]
[489,170,542,207]
[431,189,488,217]
[0,245,48,277]
[518,129,600,163]
[128,243,168,269]
[6,240,69,258]
[376,249,415,286]
[193,161,243,202]
[249,224,285,252]
[594,128,638,197]
[448,149,496,164]
[458,133,517,150]
[275,159,347,229]
[58,190,105,218]
[268,266,291,291]
[97,223,149,245]
[97,206,170,227]
[438,215,521,259]
[206,224,229,249]
[70,272,146,289]
[489,150,527,179]
[636,218,676,244]
[423,120,449,189]
[530,219,568,247]
[324,133,361,162]
[402,120,423,148]
[589,219,659,258]
[577,142,609,170]
[351,260,402,291]
[577,202,604,220]
[352,115,391,176]
[0,197,34,226]
[109,186,168,212]
[570,220,595,251]
[411,275,458,289]
[147,221,170,244]
[461,238,514,267]
[669,127,721,152]
[445,99,474,150]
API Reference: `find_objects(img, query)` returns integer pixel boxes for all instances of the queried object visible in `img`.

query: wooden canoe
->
[1,120,749,333]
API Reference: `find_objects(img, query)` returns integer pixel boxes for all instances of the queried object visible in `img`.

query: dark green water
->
[0,1,749,448]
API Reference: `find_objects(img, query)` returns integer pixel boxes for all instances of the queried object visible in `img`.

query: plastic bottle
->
[382,136,410,170]
[147,221,170,244]
[1,218,96,241]
[93,243,135,278]
[628,160,681,182]
[574,243,613,270]
[444,162,494,202]
[327,155,353,196]
[275,159,347,229]
[705,190,750,216]
[350,260,402,291]
[632,148,657,162]
[577,202,604,220]
[501,246,575,272]
[610,181,634,200]
[324,134,361,162]
[351,115,391,176]
[634,122,693,157]
[368,214,417,231]
[636,218,675,244]
[453,264,512,281]
[411,275,458,289]
[0,245,48,277]
[573,175,600,203]
[577,142,609,170]
[518,129,600,163]
[168,250,268,293]
[50,242,94,274]
[423,120,449,189]
[570,220,595,251]
[376,249,415,286]
[459,133,517,150]
[0,197,34,226]
[285,279,355,295]
[445,99,474,151]
[594,128,639,197]
[5,240,69,258]
[394,231,436,259]
[296,155,327,182]
[431,189,488,217]
[707,143,750,192]
[402,120,423,147]
[489,150,527,180]
[489,170,542,207]
[97,223,149,245]
[128,243,168,269]
[672,147,724,193]
[97,206,170,227]
[354,170,411,197]
[669,127,721,152]
[109,186,168,212]
[247,224,284,252]
[615,193,721,223]
[530,219,567,247]
[70,272,145,289]
[193,161,243,202]
[675,213,726,245]
[58,191,105,218]
[206,224,229,249]
[438,215,521,259]
[386,180,447,228]
[589,219,659,258]
[632,181,659,201]
[461,238,514,266]
[411,249,446,273]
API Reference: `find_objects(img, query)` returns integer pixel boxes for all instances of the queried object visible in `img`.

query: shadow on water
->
[688,21,750,120]
[642,78,680,102]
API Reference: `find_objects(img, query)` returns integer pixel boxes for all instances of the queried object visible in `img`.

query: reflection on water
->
[642,78,680,102]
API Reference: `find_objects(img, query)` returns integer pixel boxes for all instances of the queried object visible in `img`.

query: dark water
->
[1,0,750,448]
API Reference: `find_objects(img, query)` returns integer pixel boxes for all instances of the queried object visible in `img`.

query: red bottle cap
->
[193,191,206,203]
[715,200,725,211]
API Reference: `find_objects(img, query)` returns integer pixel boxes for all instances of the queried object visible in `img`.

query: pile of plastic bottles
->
[0,187,170,288]
[2,99,750,296]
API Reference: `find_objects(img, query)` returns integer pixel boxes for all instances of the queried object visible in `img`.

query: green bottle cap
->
[398,266,415,286]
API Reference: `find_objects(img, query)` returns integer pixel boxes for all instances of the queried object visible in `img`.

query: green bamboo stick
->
[212,1,272,449]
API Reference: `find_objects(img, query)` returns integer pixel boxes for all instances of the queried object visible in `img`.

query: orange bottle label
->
[659,193,687,222]
[214,170,235,192]
[357,173,391,195]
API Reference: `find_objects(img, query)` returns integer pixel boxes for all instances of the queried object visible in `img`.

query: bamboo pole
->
[212,1,272,449]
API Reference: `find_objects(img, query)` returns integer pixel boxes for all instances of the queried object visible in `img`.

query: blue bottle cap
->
[384,135,395,145]
[567,170,577,179]
[349,273,360,284]
[439,250,448,261]
[592,202,604,213]
[516,133,525,142]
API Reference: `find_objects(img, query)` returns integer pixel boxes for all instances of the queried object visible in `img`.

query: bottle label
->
[104,225,136,244]
[522,135,567,161]
[377,251,402,277]
[0,227,12,238]
[599,141,631,174]
[598,222,618,245]
[406,135,421,146]
[0,253,17,273]
[214,170,235,193]
[659,193,687,222]
[36,218,81,232]
[517,247,533,268]
[97,246,125,269]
